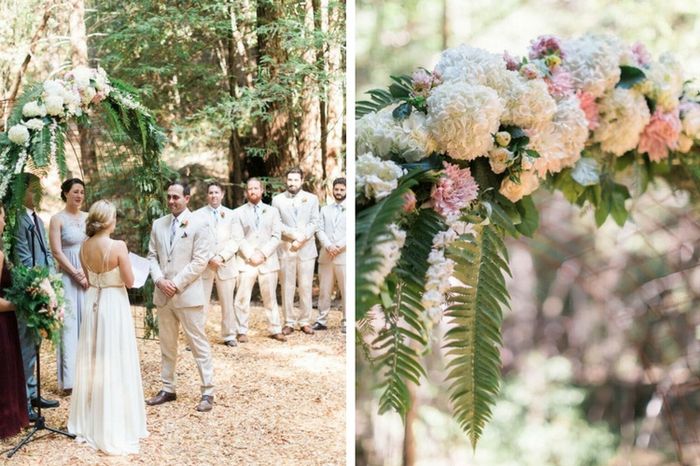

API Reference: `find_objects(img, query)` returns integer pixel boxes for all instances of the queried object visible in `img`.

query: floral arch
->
[355,34,700,447]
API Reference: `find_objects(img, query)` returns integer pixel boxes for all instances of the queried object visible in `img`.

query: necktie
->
[213,209,219,225]
[254,205,260,229]
[32,212,47,254]
[170,217,178,246]
[332,204,342,242]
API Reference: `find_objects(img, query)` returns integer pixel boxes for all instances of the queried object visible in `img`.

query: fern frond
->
[356,88,396,119]
[444,221,511,449]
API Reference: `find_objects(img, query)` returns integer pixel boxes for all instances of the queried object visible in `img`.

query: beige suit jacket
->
[271,190,320,261]
[148,208,212,308]
[194,205,244,281]
[317,201,346,265]
[234,202,282,274]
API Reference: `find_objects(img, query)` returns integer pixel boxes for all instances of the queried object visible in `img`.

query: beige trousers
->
[316,262,346,326]
[157,302,214,396]
[234,268,282,335]
[202,274,237,343]
[279,257,315,327]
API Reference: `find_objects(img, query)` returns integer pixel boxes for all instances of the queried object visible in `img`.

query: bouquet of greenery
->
[6,266,66,346]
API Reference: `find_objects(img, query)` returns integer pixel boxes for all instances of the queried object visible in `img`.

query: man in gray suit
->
[13,173,60,420]
[146,180,215,412]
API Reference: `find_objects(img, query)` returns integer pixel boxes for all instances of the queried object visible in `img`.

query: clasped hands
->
[246,250,266,266]
[325,245,342,258]
[73,269,89,289]
[156,278,178,298]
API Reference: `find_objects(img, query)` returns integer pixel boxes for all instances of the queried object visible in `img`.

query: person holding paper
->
[68,200,148,454]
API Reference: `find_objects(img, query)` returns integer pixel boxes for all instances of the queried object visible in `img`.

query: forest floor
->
[0,301,347,465]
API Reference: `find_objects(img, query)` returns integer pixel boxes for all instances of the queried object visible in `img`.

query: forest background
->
[356,1,700,465]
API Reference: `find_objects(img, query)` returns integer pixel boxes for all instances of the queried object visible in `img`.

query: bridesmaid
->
[49,178,88,395]
[0,202,30,438]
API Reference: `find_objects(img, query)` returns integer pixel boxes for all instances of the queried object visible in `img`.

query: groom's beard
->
[334,194,346,202]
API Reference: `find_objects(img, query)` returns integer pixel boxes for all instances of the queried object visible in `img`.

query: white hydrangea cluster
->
[356,152,405,201]
[561,34,621,98]
[499,169,540,203]
[593,87,651,156]
[640,53,684,112]
[501,77,557,128]
[426,81,503,160]
[22,101,46,118]
[421,248,455,323]
[365,224,406,289]
[356,106,436,162]
[8,124,30,145]
[434,44,508,87]
[529,96,589,176]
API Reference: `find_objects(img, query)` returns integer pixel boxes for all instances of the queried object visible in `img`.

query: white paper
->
[129,252,151,289]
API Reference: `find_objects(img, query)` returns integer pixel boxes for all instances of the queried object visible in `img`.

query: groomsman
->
[13,173,59,421]
[272,168,320,335]
[232,178,287,342]
[147,180,215,412]
[313,177,347,333]
[194,182,244,348]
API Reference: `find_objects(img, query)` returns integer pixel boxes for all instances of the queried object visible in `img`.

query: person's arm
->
[49,215,87,288]
[147,221,164,284]
[0,252,16,312]
[116,241,135,288]
[304,196,320,240]
[316,208,331,249]
[14,218,33,267]
[259,208,282,259]
[172,222,212,292]
[218,215,244,262]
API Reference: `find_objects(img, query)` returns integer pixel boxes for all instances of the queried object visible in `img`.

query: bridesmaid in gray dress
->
[49,178,88,394]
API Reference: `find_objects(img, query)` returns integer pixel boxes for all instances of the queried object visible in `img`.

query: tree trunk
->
[70,0,98,182]
[228,4,246,207]
[298,0,322,194]
[2,1,53,131]
[324,0,345,196]
[257,0,298,178]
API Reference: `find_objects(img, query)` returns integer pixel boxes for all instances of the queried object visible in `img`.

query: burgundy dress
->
[0,261,29,439]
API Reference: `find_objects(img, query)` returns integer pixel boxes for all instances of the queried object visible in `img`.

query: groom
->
[147,180,215,412]
[13,173,60,421]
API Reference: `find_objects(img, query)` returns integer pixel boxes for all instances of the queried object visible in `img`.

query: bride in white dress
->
[68,200,148,455]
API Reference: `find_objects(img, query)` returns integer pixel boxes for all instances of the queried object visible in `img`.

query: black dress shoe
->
[31,397,59,409]
[28,409,39,423]
[146,390,177,406]
[312,322,328,331]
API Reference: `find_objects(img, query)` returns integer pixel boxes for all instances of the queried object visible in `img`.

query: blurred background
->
[356,1,700,464]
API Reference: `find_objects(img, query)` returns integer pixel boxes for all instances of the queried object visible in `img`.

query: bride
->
[68,200,148,455]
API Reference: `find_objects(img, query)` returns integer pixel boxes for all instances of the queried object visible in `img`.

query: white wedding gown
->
[68,243,148,455]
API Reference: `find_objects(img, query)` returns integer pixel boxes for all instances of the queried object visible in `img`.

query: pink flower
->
[577,90,599,130]
[528,35,565,60]
[431,162,479,217]
[631,42,651,67]
[503,51,520,71]
[402,190,417,213]
[638,110,682,162]
[546,67,575,99]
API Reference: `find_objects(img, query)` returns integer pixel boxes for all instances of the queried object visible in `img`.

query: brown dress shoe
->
[196,395,214,412]
[270,333,287,342]
[282,325,294,335]
[236,334,249,343]
[300,325,315,335]
[146,390,177,406]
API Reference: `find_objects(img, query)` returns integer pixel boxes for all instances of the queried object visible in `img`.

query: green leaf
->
[514,195,539,237]
[392,102,412,121]
[617,65,646,89]
[444,222,510,449]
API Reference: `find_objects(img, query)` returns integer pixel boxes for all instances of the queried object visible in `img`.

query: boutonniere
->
[180,219,189,228]
[302,197,308,203]
[220,211,225,219]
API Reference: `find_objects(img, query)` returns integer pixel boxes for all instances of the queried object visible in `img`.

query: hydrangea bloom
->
[22,101,46,118]
[593,87,650,156]
[356,106,436,162]
[639,53,684,112]
[561,34,621,98]
[501,78,557,128]
[430,162,479,217]
[426,81,503,160]
[356,152,405,201]
[8,125,30,145]
[44,95,64,116]
[638,110,681,162]
[23,118,44,131]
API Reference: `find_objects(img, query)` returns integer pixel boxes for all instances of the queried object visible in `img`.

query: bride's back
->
[81,237,120,274]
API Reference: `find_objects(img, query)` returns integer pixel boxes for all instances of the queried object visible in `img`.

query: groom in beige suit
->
[314,177,347,333]
[146,181,215,412]
[272,167,320,335]
[233,178,287,342]
[194,181,244,347]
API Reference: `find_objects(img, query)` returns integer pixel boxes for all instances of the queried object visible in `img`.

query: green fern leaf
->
[444,221,511,449]
[29,124,51,168]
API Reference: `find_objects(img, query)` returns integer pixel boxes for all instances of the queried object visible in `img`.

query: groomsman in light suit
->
[313,177,347,333]
[13,173,59,420]
[147,180,216,412]
[232,178,287,342]
[272,167,320,336]
[194,181,244,348]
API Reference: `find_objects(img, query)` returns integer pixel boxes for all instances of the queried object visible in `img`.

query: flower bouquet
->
[356,33,700,447]
[6,266,66,346]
